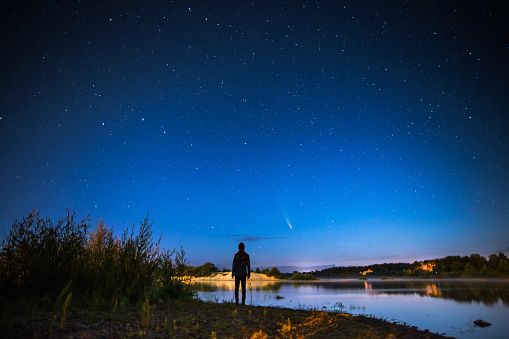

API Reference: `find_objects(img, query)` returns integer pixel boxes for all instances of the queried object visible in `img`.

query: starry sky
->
[1,1,508,269]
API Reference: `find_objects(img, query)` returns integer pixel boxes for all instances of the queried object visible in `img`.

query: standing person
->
[232,242,251,305]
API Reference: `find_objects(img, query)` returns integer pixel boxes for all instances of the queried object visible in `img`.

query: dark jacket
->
[232,250,251,277]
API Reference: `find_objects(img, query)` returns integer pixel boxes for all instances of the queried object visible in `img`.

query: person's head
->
[238,242,245,251]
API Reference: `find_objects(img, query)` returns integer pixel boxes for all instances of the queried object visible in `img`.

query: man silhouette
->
[232,242,251,305]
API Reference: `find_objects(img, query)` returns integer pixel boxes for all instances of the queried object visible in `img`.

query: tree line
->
[311,253,509,278]
[183,253,509,280]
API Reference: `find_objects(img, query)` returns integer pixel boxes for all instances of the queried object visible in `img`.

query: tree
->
[199,262,218,276]
[451,260,465,273]
[488,254,500,269]
[260,267,284,279]
[464,263,477,275]
[469,254,487,271]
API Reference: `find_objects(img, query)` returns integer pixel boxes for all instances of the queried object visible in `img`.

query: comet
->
[285,216,293,229]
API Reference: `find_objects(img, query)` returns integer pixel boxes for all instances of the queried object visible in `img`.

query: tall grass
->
[0,209,193,306]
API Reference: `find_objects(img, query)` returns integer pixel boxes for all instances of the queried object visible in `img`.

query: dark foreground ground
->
[4,298,453,338]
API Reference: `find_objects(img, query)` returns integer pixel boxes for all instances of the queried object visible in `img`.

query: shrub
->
[0,210,89,299]
[0,210,193,304]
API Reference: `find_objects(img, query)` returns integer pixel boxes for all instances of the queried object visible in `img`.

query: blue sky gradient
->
[1,1,508,269]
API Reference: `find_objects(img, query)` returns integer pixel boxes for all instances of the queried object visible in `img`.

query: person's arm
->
[232,256,236,279]
[247,255,251,279]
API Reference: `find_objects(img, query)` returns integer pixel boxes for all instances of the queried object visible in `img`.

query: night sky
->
[1,1,508,269]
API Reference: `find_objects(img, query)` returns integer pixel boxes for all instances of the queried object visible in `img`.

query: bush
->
[0,210,193,304]
[0,210,89,299]
[145,247,193,303]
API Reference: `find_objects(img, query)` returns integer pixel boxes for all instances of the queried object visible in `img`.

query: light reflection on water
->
[193,279,509,339]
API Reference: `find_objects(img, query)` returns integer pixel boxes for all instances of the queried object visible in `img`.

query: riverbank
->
[4,297,452,338]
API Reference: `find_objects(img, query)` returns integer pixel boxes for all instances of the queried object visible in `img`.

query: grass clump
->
[60,292,72,329]
[140,299,153,328]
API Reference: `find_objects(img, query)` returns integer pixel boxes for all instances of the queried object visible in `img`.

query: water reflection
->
[193,279,509,306]
[364,280,509,306]
[193,280,285,292]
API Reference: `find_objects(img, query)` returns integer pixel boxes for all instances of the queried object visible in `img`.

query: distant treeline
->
[311,253,509,278]
[312,263,411,278]
[289,272,319,280]
[175,252,509,281]
[162,250,509,281]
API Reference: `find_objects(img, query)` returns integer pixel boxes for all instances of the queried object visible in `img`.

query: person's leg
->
[234,276,240,304]
[241,276,247,305]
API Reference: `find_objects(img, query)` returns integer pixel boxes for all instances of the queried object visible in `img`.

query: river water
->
[193,279,509,338]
